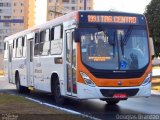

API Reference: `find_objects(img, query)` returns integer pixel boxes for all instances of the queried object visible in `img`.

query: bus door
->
[66,29,77,96]
[26,35,34,86]
[8,45,13,83]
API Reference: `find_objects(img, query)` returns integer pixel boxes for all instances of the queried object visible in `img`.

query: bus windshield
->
[80,26,149,71]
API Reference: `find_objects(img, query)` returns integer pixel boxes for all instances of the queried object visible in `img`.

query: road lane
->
[0,77,160,120]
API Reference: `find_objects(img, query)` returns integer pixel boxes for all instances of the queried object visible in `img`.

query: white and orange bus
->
[4,11,152,105]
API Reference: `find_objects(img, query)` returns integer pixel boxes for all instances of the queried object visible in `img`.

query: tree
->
[144,0,160,57]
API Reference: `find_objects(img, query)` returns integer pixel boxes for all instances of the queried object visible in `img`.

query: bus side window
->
[51,27,54,40]
[22,36,26,57]
[13,39,16,58]
[60,25,63,38]
[51,25,63,55]
[16,37,23,58]
[40,29,50,56]
[4,42,8,59]
[13,40,14,49]
[34,32,39,56]
[15,38,18,58]
[4,42,6,51]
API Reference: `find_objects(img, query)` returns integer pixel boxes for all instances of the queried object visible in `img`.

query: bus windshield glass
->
[80,26,149,70]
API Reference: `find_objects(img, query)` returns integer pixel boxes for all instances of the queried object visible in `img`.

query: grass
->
[0,93,86,120]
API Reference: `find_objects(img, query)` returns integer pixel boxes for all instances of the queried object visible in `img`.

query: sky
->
[94,0,152,14]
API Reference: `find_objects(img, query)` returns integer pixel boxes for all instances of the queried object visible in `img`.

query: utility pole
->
[84,0,86,10]
[54,0,58,18]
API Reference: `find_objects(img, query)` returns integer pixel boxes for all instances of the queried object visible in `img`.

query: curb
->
[151,90,160,96]
[25,97,101,120]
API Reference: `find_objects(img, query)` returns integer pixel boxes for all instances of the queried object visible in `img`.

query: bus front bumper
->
[77,82,151,99]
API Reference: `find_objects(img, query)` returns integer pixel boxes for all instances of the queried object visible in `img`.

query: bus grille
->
[100,88,139,97]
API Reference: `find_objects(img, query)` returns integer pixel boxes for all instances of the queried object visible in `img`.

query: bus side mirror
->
[74,29,80,42]
[152,55,155,60]
[149,38,155,60]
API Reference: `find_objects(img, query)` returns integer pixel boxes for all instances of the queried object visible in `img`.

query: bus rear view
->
[75,11,151,104]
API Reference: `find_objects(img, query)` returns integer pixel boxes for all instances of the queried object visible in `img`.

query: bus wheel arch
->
[51,73,65,104]
[15,70,30,94]
[15,70,20,91]
[51,73,59,93]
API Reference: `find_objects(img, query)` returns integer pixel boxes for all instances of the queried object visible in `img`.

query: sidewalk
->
[151,66,160,95]
[152,66,160,77]
[0,76,16,90]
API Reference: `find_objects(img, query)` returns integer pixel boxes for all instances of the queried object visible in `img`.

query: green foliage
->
[144,0,160,57]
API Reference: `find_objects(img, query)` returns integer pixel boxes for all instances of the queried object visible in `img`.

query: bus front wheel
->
[15,73,30,94]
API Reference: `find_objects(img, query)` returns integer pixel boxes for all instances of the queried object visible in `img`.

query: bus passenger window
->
[4,42,6,50]
[51,27,54,40]
[13,40,14,48]
[22,36,26,57]
[60,25,63,38]
[40,31,45,43]
[16,39,18,48]
[15,37,23,58]
[40,29,50,56]
[54,26,61,39]
[13,39,16,58]
[34,33,39,56]
[4,42,8,59]
[22,37,25,47]
[50,25,63,55]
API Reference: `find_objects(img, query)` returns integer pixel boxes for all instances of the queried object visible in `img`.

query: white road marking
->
[25,97,101,120]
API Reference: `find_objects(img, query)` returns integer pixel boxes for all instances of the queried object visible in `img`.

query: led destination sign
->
[88,15,137,24]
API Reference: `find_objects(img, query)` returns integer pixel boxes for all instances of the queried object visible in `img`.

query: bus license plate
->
[113,93,127,99]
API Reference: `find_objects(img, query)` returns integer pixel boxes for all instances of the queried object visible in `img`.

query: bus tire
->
[105,99,120,105]
[53,78,65,104]
[15,73,30,94]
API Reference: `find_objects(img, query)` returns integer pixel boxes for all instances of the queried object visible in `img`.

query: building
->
[12,0,35,30]
[0,0,12,53]
[47,0,63,21]
[0,0,35,52]
[0,0,37,54]
[0,0,35,70]
[77,0,93,10]
[24,0,35,29]
[47,0,94,20]
[11,0,24,34]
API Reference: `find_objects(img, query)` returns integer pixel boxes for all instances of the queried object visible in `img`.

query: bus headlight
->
[80,72,96,87]
[142,73,151,86]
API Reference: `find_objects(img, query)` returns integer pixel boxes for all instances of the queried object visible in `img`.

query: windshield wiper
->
[120,34,124,56]
[112,31,116,58]
[121,26,133,56]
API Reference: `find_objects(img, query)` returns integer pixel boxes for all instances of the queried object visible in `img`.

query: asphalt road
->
[0,76,160,120]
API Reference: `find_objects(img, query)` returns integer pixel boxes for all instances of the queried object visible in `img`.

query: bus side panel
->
[40,56,53,92]
[4,59,9,81]
[33,56,64,92]
[12,58,27,86]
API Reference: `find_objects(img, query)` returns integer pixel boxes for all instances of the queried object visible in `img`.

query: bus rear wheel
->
[53,79,65,104]
[15,73,30,94]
